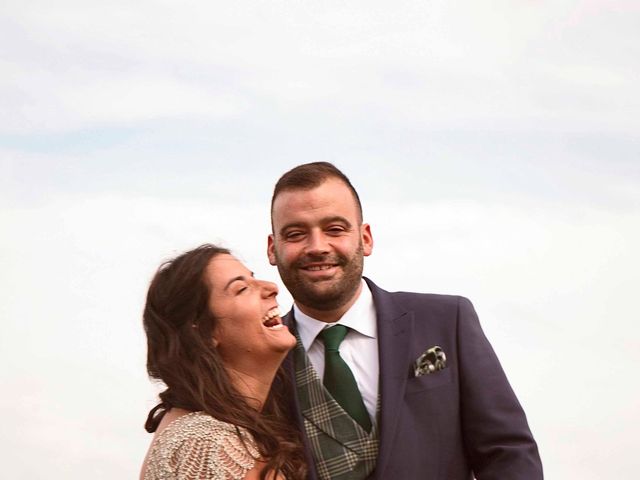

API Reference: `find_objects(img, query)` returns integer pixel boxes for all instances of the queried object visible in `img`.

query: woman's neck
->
[226,361,281,411]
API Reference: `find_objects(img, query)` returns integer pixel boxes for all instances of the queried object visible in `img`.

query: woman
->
[140,244,307,480]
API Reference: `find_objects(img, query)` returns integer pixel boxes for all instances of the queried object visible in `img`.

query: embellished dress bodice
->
[143,411,259,480]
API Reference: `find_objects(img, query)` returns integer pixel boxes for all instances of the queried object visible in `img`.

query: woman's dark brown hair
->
[143,244,306,480]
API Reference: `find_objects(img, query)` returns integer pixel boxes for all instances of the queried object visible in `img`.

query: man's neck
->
[296,281,364,323]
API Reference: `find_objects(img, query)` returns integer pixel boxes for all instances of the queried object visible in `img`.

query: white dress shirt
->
[293,280,379,424]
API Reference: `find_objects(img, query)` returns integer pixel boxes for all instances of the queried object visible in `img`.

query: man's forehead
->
[273,184,358,218]
[274,178,355,206]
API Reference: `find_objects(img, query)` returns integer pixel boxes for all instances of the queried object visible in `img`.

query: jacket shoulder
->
[390,290,466,307]
[367,277,470,312]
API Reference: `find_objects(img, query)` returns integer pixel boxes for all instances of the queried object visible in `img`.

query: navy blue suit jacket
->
[284,278,543,479]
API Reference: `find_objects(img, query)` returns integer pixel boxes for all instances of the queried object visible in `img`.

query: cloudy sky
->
[1,1,638,478]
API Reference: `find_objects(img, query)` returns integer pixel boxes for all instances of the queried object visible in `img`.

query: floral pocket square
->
[412,346,447,377]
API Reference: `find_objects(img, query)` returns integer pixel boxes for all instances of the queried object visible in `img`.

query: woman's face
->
[206,254,296,371]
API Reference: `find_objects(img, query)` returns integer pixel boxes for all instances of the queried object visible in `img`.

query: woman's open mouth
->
[262,307,284,330]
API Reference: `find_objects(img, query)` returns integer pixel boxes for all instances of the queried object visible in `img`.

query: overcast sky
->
[1,1,639,478]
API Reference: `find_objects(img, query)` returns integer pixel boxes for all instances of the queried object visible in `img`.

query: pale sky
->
[1,1,639,478]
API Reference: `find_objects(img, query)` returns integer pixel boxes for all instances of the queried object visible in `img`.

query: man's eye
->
[236,286,249,295]
[285,231,304,240]
[327,226,345,234]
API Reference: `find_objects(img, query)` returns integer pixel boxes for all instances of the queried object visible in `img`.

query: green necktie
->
[319,325,372,432]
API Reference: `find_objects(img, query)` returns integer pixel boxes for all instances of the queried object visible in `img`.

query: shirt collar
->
[293,280,377,351]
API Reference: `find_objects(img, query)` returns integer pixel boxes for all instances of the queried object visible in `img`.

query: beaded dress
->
[143,411,260,480]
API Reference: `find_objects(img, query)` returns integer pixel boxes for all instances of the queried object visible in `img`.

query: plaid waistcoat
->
[293,336,379,480]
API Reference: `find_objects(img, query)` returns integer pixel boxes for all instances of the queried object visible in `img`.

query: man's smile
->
[302,264,338,271]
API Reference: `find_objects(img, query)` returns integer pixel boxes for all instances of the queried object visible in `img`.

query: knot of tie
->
[319,325,348,352]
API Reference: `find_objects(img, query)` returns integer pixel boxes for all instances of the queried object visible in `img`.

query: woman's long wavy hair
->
[143,244,306,480]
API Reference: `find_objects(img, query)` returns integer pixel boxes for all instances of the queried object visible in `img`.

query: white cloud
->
[1,0,638,133]
[0,62,249,133]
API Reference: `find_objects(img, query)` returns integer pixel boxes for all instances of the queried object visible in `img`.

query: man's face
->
[268,178,373,314]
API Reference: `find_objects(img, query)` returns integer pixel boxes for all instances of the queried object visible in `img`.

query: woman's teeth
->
[262,307,282,329]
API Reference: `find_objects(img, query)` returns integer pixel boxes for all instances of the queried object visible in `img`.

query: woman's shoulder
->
[163,411,241,437]
[143,411,259,480]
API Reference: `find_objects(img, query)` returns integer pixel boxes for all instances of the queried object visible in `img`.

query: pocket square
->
[412,346,447,377]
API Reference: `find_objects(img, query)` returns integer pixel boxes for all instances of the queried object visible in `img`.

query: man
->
[268,162,542,480]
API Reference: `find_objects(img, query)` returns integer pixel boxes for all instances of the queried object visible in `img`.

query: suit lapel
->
[365,278,414,479]
[284,283,413,479]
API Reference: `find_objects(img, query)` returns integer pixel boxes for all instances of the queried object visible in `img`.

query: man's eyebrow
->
[324,216,352,228]
[278,216,353,236]
[223,273,254,291]
[278,222,306,236]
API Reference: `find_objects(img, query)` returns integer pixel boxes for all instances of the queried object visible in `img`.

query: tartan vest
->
[293,336,379,480]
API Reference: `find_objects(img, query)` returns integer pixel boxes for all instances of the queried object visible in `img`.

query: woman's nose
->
[261,280,279,298]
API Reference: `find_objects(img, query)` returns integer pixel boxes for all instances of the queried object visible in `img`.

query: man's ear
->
[267,234,277,265]
[361,223,373,257]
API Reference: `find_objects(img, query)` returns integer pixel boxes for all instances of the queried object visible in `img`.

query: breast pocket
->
[405,367,453,395]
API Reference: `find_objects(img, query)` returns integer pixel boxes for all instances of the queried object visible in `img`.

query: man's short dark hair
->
[271,162,363,223]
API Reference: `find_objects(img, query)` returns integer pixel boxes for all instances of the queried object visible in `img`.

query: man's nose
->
[305,230,330,255]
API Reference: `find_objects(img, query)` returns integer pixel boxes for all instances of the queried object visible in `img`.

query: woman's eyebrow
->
[223,273,254,291]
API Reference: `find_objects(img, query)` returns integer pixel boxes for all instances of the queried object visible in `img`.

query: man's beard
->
[276,242,364,312]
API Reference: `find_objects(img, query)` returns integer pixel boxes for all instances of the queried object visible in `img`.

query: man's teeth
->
[305,265,334,271]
